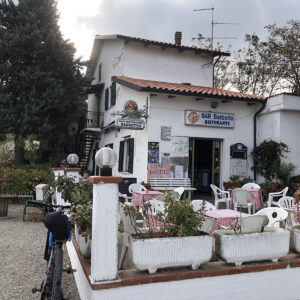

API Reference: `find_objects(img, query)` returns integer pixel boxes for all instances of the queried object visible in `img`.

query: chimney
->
[175,31,182,46]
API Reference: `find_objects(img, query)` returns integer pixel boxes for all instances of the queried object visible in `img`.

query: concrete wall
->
[67,238,300,300]
[123,41,213,87]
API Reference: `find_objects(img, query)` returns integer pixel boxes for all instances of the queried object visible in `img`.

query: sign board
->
[230,159,247,177]
[116,118,145,130]
[230,143,248,159]
[147,163,170,181]
[185,111,234,128]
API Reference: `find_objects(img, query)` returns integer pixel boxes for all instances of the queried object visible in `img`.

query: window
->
[105,88,109,111]
[118,138,134,173]
[105,143,113,149]
[98,63,102,82]
[110,82,116,106]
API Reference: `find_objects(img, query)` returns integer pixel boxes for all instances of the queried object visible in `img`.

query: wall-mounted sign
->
[230,143,247,159]
[161,126,171,140]
[116,118,145,130]
[148,142,159,163]
[124,100,138,114]
[147,163,170,181]
[185,111,235,128]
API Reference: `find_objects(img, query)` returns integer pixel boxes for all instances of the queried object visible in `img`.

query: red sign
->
[147,163,170,182]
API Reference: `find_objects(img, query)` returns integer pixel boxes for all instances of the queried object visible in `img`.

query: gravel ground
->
[0,204,80,300]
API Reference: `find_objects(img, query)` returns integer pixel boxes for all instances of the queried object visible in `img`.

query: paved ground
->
[0,204,80,300]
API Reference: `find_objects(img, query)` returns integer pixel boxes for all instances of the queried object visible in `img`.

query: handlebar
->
[27,201,71,211]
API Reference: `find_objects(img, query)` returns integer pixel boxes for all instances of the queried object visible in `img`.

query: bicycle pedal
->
[63,267,77,274]
[32,287,42,294]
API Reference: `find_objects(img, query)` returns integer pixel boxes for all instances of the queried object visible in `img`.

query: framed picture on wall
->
[161,126,171,140]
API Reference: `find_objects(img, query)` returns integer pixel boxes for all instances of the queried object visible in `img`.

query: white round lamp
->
[95,147,117,176]
[67,153,79,167]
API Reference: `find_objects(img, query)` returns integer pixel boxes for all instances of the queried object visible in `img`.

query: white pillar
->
[65,168,81,184]
[90,176,122,282]
[51,168,65,205]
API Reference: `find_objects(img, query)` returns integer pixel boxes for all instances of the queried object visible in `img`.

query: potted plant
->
[123,192,214,274]
[214,216,290,266]
[288,188,300,253]
[68,182,93,258]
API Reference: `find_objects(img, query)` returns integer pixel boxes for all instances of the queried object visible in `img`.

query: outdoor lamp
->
[95,147,117,176]
[67,153,79,167]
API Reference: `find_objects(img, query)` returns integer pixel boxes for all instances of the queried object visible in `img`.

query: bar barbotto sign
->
[185,111,235,128]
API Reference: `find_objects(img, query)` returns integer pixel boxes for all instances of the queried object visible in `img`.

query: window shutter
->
[118,141,124,172]
[105,88,109,111]
[111,82,116,106]
[128,138,134,174]
[98,63,102,82]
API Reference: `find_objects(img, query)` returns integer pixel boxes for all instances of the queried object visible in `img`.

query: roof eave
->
[112,76,266,103]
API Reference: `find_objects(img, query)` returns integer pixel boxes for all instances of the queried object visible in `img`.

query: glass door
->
[212,140,221,187]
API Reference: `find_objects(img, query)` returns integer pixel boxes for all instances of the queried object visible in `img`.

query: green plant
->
[229,176,253,187]
[252,140,289,181]
[24,135,41,165]
[0,167,52,194]
[54,175,76,204]
[160,192,206,237]
[0,133,5,141]
[68,183,93,239]
[0,144,14,167]
[123,191,206,238]
[275,162,295,188]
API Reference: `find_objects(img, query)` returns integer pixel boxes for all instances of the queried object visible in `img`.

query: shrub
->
[0,167,52,194]
[0,133,6,141]
[0,144,14,167]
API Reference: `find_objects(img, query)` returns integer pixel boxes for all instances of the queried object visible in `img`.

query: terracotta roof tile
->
[115,35,230,57]
[112,76,267,102]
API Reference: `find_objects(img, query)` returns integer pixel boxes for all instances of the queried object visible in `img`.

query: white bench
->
[150,178,196,200]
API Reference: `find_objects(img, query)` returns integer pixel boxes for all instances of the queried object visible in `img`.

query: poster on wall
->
[161,126,171,140]
[148,142,159,163]
[147,163,171,181]
[161,153,171,164]
[230,159,247,177]
[171,136,189,178]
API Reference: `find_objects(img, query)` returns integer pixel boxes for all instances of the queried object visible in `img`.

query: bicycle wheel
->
[50,244,63,300]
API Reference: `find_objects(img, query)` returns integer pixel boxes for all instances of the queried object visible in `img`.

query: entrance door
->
[189,138,221,195]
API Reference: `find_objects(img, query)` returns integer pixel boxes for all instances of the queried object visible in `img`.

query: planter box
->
[130,235,214,274]
[214,228,290,266]
[75,224,91,258]
[288,226,300,253]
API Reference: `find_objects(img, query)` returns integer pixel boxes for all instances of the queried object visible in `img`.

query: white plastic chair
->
[255,207,288,227]
[221,215,269,233]
[118,192,132,203]
[201,218,217,234]
[242,183,261,191]
[173,187,185,200]
[144,199,165,216]
[232,188,255,214]
[278,196,295,225]
[210,184,230,209]
[128,183,147,194]
[267,187,288,207]
[191,200,217,212]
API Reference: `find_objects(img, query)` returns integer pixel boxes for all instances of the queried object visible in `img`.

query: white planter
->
[214,228,290,266]
[130,235,214,274]
[75,224,92,258]
[288,226,300,253]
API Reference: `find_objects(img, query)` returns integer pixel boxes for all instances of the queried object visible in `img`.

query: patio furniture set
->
[117,181,297,273]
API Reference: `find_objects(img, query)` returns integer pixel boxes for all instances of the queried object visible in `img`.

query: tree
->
[214,20,300,96]
[0,0,89,165]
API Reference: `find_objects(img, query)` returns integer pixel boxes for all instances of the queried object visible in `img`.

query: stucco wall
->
[258,94,300,175]
[123,41,213,87]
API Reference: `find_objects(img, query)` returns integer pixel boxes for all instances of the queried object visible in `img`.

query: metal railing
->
[86,111,102,128]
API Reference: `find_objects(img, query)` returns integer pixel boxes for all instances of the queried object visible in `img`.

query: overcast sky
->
[57,0,300,60]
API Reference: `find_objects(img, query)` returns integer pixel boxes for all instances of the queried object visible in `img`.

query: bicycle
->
[28,201,74,300]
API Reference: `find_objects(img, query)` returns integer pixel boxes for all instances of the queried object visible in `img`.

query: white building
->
[80,33,266,193]
[257,93,300,175]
